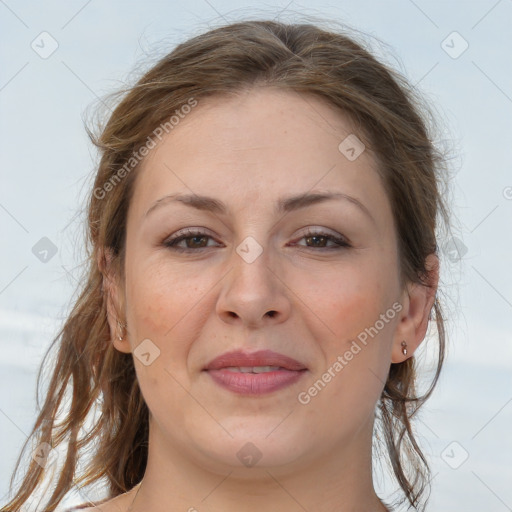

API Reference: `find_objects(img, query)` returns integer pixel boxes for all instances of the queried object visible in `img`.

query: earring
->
[117,320,126,341]
[401,340,408,356]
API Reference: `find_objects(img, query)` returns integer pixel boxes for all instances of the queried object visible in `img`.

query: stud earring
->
[401,340,408,356]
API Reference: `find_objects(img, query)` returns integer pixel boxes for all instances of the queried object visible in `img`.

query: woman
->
[1,19,450,512]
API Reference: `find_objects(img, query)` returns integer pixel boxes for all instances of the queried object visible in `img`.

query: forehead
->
[129,87,393,230]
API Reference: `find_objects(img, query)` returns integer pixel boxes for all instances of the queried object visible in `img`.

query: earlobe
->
[391,253,439,363]
[113,319,132,354]
[97,247,132,354]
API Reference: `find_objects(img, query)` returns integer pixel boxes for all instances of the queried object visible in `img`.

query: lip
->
[204,349,307,371]
[203,350,308,395]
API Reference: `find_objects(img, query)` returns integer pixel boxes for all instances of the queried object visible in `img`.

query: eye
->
[163,227,350,253]
[292,228,351,250]
[163,228,221,252]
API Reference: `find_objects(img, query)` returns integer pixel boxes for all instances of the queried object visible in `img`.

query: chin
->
[194,423,308,470]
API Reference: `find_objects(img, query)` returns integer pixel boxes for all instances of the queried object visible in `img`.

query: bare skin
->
[86,87,438,512]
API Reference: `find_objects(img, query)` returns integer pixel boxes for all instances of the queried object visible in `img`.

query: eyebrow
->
[144,191,375,224]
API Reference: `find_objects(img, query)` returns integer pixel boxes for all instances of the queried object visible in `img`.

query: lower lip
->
[205,368,307,395]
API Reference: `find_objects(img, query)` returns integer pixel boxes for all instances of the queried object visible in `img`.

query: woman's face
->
[114,87,409,473]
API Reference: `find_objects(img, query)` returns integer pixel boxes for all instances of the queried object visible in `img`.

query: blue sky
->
[1,1,511,510]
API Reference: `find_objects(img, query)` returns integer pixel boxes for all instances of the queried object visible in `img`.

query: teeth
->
[224,366,281,373]
[252,366,281,373]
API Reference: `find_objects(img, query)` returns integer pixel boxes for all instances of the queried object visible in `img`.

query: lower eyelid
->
[164,231,350,251]
[292,234,350,249]
[164,233,218,249]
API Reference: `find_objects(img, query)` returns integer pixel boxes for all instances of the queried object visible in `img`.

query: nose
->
[215,239,291,329]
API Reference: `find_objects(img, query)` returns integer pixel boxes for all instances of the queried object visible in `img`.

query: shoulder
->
[61,499,110,511]
[62,506,100,512]
[62,506,107,512]
[62,483,140,511]
[62,490,135,511]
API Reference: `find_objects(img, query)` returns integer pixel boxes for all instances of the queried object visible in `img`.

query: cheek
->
[127,274,175,337]
[298,261,395,345]
[123,262,205,414]
[124,259,218,376]
[306,266,396,410]
[125,258,200,335]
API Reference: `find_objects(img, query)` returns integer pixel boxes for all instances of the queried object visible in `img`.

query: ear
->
[391,253,439,363]
[97,247,132,354]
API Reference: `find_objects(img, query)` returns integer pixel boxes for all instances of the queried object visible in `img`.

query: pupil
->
[185,235,330,249]
[308,235,325,247]
[189,236,206,248]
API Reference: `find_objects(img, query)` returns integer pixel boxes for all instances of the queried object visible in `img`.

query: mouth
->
[204,349,307,371]
[203,349,308,395]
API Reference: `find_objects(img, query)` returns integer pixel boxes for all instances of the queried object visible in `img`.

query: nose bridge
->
[216,232,290,325]
[229,233,274,295]
[228,201,274,272]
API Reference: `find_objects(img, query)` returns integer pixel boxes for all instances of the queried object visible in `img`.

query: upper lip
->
[204,350,307,371]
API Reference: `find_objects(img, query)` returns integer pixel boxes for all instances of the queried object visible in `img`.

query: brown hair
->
[1,18,451,511]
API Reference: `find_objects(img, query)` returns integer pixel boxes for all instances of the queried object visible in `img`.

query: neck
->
[128,417,388,512]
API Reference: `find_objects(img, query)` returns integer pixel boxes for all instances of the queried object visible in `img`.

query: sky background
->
[0,1,511,511]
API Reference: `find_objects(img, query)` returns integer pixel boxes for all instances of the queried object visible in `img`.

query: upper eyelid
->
[164,227,350,248]
[166,226,343,239]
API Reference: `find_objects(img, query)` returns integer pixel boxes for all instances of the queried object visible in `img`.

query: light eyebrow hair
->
[144,191,375,225]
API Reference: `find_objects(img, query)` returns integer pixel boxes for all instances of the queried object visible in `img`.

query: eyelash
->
[163,228,351,253]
